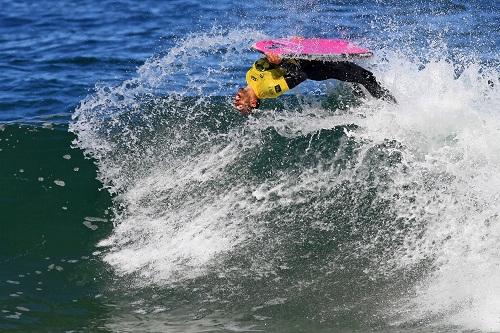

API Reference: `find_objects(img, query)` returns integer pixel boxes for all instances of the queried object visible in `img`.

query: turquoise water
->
[1,1,500,332]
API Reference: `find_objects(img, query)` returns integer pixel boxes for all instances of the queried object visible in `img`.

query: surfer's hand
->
[290,36,305,41]
[265,52,281,64]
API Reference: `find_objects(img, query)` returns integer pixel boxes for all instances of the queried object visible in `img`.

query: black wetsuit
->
[280,59,395,102]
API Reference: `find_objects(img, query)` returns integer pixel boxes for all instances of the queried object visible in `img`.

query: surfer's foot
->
[352,84,396,104]
[381,90,397,104]
[351,84,366,99]
[370,84,397,104]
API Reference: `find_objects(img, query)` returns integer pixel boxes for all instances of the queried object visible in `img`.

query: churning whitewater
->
[70,30,500,331]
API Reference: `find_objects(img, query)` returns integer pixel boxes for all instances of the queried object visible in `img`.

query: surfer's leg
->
[328,62,392,100]
[304,61,396,103]
[282,60,308,89]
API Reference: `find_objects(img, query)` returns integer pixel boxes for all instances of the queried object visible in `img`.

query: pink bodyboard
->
[252,38,373,61]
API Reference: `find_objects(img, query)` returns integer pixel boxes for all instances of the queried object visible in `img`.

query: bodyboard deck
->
[252,38,373,61]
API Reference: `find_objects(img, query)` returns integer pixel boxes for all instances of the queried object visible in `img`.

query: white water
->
[366,57,500,331]
[71,31,500,331]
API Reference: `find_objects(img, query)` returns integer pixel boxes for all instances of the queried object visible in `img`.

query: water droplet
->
[54,180,65,187]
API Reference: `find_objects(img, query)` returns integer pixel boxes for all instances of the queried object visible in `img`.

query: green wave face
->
[0,124,113,331]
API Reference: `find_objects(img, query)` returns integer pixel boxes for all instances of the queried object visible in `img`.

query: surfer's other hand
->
[265,52,281,64]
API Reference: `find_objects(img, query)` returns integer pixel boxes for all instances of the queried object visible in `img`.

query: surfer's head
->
[234,87,260,115]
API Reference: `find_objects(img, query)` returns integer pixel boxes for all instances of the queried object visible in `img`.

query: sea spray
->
[356,54,500,329]
[71,30,500,331]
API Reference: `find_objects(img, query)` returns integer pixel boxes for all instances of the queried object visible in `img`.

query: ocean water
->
[1,0,499,332]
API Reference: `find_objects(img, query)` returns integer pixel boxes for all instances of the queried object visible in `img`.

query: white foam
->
[71,29,500,331]
[98,144,257,284]
[356,54,500,330]
[54,180,65,187]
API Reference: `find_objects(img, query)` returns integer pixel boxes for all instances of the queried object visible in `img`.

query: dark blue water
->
[2,0,497,123]
[1,0,499,332]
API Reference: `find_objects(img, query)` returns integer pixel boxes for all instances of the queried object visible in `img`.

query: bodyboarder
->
[234,51,396,115]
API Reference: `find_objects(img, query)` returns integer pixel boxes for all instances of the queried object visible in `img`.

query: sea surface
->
[1,0,499,332]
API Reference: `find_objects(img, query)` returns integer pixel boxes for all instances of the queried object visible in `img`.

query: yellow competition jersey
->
[246,59,289,99]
